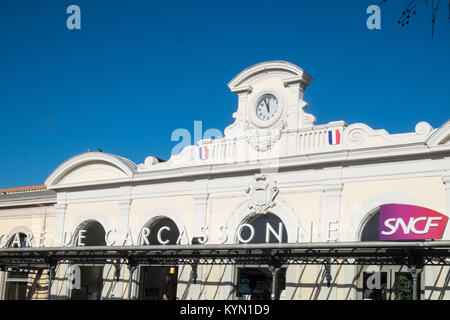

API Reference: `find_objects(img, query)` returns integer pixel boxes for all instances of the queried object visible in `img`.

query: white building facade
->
[1,61,450,300]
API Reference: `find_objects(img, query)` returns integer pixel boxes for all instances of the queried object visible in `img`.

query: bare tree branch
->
[380,0,449,38]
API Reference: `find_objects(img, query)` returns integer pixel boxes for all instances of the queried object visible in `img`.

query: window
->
[362,271,387,300]
[393,272,416,300]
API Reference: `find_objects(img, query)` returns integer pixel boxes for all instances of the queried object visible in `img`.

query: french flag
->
[199,146,209,160]
[328,129,341,145]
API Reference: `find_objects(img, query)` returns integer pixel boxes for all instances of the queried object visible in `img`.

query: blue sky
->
[0,0,449,188]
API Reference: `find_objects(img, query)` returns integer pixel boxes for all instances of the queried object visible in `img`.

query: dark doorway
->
[138,217,180,300]
[138,266,178,300]
[70,220,106,300]
[236,213,288,300]
[71,266,104,300]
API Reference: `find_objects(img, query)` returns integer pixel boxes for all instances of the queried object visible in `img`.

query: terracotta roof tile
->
[0,185,47,195]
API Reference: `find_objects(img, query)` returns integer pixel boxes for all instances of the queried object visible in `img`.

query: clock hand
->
[265,98,270,113]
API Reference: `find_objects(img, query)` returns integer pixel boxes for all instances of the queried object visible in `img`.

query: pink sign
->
[379,204,448,240]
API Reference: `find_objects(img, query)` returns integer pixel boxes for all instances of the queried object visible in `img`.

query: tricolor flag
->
[199,146,209,160]
[328,129,341,145]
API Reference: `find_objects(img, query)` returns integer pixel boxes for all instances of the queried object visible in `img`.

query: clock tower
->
[173,60,345,166]
[225,61,316,143]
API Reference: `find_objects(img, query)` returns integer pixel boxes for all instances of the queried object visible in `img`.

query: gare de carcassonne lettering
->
[0,222,294,248]
[3,203,447,248]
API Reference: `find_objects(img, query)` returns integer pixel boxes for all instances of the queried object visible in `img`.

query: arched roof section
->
[45,152,136,187]
[227,60,313,93]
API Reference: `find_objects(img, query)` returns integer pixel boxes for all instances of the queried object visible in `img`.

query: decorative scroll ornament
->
[299,101,317,128]
[345,125,369,147]
[245,174,279,214]
[343,123,391,148]
[415,121,432,136]
[137,156,160,171]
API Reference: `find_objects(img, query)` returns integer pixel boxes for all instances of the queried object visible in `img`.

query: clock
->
[248,90,284,129]
[256,94,278,121]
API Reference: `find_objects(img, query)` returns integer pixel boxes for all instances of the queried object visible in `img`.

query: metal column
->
[47,264,56,300]
[269,266,280,300]
[127,264,137,300]
[408,266,423,301]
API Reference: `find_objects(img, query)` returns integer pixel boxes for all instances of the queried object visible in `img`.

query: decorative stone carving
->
[415,122,432,136]
[246,120,287,152]
[345,126,369,147]
[157,145,198,169]
[137,156,160,170]
[299,101,316,128]
[343,123,391,148]
[145,156,159,166]
[245,174,279,214]
[301,113,316,127]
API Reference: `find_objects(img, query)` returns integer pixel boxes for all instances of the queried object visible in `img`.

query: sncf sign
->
[379,204,448,240]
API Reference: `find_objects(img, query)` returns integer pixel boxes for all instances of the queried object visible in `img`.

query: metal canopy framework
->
[0,241,449,270]
[1,241,449,301]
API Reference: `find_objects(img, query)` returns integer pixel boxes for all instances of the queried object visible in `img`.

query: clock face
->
[256,94,278,121]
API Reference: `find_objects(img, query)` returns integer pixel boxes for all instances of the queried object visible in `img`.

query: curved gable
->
[45,152,136,187]
[227,60,313,93]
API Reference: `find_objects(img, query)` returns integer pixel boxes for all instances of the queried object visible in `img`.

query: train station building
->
[1,61,449,300]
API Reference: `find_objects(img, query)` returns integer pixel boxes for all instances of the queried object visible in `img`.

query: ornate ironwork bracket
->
[323,259,332,288]
[114,262,121,282]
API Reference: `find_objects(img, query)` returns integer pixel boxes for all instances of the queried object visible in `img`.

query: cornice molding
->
[44,142,450,193]
[0,213,56,219]
[37,60,450,197]
[0,198,56,208]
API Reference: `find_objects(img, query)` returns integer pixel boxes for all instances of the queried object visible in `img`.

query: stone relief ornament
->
[246,120,287,152]
[343,121,434,149]
[245,174,279,214]
[137,156,160,171]
[345,125,369,147]
[415,121,433,136]
[299,101,317,128]
[301,113,316,127]
[343,123,391,148]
